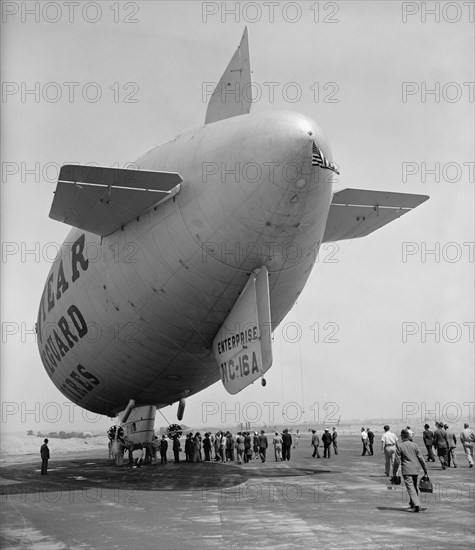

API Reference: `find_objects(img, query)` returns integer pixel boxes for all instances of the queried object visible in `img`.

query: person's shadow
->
[376,506,427,513]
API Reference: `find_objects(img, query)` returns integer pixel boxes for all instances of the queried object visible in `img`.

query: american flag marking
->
[312,142,340,175]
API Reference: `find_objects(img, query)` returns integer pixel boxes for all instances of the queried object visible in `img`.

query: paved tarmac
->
[1,435,474,549]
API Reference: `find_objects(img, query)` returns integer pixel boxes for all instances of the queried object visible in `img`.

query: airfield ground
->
[1,434,474,549]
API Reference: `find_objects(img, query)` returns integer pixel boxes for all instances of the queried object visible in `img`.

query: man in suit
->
[422,424,436,462]
[311,430,321,458]
[460,423,475,467]
[444,424,457,468]
[273,432,283,461]
[40,438,50,475]
[258,430,268,463]
[367,428,375,455]
[361,428,369,455]
[293,429,300,449]
[172,435,181,463]
[396,429,428,513]
[159,435,168,464]
[322,429,332,458]
[433,422,450,469]
[281,429,292,460]
[381,425,398,477]
[203,433,212,462]
[152,436,160,464]
[236,432,245,464]
[332,427,338,455]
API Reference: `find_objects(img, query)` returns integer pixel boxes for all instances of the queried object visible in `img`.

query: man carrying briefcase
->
[395,429,428,513]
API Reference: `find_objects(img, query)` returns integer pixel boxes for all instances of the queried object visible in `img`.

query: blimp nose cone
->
[248,110,333,200]
[234,112,333,253]
[249,111,334,190]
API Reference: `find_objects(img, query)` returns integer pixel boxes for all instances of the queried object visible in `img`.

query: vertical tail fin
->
[205,27,252,125]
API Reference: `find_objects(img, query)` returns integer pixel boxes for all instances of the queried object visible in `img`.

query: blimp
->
[36,28,428,443]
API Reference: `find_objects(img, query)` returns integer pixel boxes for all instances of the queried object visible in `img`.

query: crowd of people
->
[378,422,475,513]
[38,413,474,521]
[422,422,475,469]
[311,427,338,458]
[107,421,475,471]
[109,427,339,467]
[163,428,294,465]
[106,427,313,467]
[103,421,475,473]
[379,422,475,476]
[43,420,475,511]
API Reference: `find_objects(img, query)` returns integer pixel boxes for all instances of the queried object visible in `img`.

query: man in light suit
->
[311,430,321,458]
[460,423,474,467]
[381,425,398,477]
[444,424,457,468]
[332,427,338,455]
[361,428,369,456]
[396,429,428,513]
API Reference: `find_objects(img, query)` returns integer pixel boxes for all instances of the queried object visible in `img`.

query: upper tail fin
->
[205,27,252,125]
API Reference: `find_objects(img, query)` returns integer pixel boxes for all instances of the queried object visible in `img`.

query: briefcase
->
[419,475,433,493]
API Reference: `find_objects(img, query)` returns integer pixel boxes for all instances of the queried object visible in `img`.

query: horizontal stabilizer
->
[49,165,182,236]
[205,27,252,125]
[323,188,429,242]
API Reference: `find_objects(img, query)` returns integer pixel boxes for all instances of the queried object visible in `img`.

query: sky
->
[1,1,474,435]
